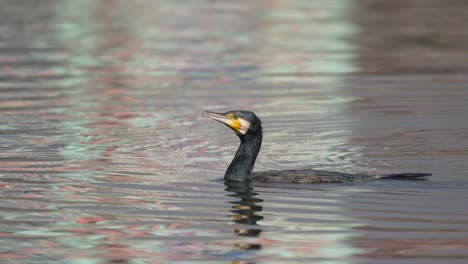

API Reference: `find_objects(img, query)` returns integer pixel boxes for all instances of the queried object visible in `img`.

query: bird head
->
[203,110,262,137]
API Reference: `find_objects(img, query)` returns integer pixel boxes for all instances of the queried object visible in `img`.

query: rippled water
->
[1,1,468,263]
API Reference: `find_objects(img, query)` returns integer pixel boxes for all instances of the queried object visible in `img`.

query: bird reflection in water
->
[224,180,263,251]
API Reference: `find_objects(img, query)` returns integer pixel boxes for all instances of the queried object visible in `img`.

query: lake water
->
[1,1,468,263]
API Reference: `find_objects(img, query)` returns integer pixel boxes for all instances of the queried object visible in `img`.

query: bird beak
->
[202,111,234,126]
[203,111,250,135]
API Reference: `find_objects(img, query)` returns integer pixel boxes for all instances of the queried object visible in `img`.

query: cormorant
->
[203,110,432,183]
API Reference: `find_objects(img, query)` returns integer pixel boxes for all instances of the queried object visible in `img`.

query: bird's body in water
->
[202,110,432,183]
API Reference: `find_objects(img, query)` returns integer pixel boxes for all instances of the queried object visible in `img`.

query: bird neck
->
[225,132,262,182]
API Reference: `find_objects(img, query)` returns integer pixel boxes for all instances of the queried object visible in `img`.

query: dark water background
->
[1,1,468,263]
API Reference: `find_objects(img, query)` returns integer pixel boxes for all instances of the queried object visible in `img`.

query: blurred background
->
[1,1,468,263]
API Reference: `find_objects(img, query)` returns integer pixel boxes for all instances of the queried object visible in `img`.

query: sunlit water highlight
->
[1,1,468,263]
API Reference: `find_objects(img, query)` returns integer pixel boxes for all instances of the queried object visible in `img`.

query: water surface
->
[1,1,468,263]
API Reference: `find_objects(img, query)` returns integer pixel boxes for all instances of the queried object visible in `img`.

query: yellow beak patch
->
[226,113,242,132]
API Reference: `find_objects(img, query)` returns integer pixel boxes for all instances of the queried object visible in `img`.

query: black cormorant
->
[203,110,432,183]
